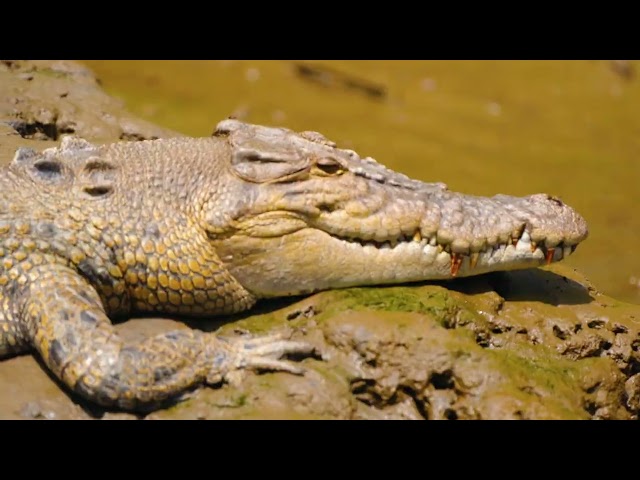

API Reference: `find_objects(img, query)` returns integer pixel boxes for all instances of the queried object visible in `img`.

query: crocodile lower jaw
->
[329,229,577,278]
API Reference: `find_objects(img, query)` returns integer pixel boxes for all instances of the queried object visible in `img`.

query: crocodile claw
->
[206,332,316,385]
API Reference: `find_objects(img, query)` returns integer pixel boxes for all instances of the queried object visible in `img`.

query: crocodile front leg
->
[16,264,313,411]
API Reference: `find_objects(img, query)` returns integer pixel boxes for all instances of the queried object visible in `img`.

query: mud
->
[1,60,638,420]
[0,60,179,145]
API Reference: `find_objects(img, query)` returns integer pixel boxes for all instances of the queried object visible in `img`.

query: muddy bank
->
[2,265,638,420]
[150,266,640,420]
[0,60,180,149]
[0,60,638,420]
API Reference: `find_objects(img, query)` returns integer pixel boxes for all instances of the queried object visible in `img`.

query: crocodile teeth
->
[413,230,422,242]
[470,252,479,269]
[530,241,537,253]
[512,224,525,244]
[545,248,555,265]
[437,244,444,253]
[563,246,572,258]
[450,253,463,277]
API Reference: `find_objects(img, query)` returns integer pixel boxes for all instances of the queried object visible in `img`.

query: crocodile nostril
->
[548,195,564,207]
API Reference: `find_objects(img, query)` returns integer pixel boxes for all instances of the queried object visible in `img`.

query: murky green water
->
[81,60,640,304]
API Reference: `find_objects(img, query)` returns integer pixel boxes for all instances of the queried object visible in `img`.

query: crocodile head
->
[205,119,588,298]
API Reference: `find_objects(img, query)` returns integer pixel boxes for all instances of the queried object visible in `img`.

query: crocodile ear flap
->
[231,147,309,183]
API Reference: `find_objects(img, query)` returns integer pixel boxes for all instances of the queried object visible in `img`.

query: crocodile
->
[0,119,588,411]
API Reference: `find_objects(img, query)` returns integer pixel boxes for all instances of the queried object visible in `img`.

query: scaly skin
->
[0,119,588,410]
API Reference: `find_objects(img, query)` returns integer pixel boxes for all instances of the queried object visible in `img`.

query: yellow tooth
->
[470,252,479,269]
[530,241,537,253]
[413,230,422,242]
[512,224,525,242]
[437,244,444,253]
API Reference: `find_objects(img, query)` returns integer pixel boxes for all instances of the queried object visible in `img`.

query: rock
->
[0,60,639,419]
[146,265,640,420]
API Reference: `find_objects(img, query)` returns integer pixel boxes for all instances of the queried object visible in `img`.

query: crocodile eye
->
[313,158,344,176]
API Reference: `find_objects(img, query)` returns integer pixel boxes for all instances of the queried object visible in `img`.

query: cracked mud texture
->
[1,60,639,420]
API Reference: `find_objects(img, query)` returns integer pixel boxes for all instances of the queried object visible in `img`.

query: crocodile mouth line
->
[327,228,579,277]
